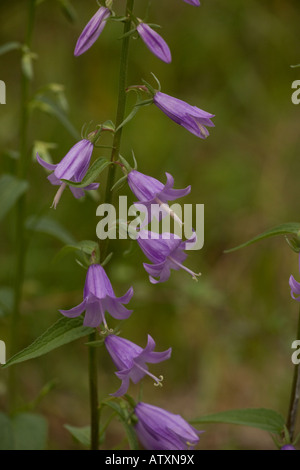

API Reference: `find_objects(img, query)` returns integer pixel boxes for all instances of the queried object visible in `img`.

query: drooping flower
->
[74,6,111,56]
[59,264,134,328]
[104,334,171,396]
[37,139,99,208]
[136,23,171,64]
[289,255,300,301]
[153,91,214,138]
[127,170,190,223]
[134,402,202,450]
[137,230,200,284]
[183,0,201,6]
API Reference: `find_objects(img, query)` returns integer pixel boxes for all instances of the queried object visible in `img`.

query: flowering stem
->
[286,305,300,441]
[9,0,36,412]
[104,0,135,208]
[88,331,99,450]
[88,0,135,450]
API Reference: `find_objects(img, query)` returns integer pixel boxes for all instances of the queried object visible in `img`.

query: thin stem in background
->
[88,0,135,450]
[286,305,300,442]
[9,0,36,413]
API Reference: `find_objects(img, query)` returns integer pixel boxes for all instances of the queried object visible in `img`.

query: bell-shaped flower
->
[183,0,200,6]
[74,6,111,56]
[104,334,171,396]
[289,255,300,301]
[127,170,190,224]
[137,230,200,284]
[136,23,171,64]
[59,264,134,328]
[153,91,214,139]
[134,402,202,450]
[37,139,99,208]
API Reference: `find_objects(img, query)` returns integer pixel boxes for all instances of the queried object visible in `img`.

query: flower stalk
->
[286,305,300,442]
[9,0,36,412]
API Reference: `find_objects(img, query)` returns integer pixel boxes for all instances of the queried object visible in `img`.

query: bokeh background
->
[0,0,300,450]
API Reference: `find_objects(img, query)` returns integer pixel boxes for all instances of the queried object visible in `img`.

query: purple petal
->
[84,182,100,190]
[158,172,191,201]
[104,296,133,320]
[74,7,111,56]
[69,186,85,199]
[183,0,201,6]
[84,264,115,299]
[59,299,87,318]
[36,153,57,171]
[110,374,130,397]
[83,299,103,327]
[54,139,93,181]
[128,170,164,201]
[137,23,171,64]
[47,172,61,186]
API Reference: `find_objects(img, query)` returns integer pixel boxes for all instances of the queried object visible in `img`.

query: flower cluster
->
[38,0,209,451]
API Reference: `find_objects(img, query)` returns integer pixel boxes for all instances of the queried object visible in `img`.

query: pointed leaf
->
[3,317,94,368]
[0,174,29,221]
[54,240,100,263]
[26,215,76,245]
[225,223,300,253]
[12,413,48,450]
[191,408,285,434]
[62,157,111,188]
[31,96,80,140]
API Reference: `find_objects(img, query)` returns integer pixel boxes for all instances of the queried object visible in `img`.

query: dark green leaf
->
[191,408,285,434]
[31,96,80,140]
[26,215,76,245]
[0,174,29,221]
[3,317,94,368]
[225,223,300,253]
[54,239,100,263]
[12,413,48,450]
[0,413,14,450]
[62,157,111,188]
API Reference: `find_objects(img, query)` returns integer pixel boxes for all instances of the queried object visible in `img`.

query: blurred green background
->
[0,0,300,450]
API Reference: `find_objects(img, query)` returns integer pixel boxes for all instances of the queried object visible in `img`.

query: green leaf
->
[54,240,100,264]
[0,413,14,450]
[0,42,21,55]
[3,316,94,368]
[30,96,80,140]
[64,425,92,448]
[26,215,76,245]
[104,401,139,450]
[0,174,29,221]
[0,413,47,450]
[12,413,48,450]
[191,408,285,434]
[62,157,111,188]
[225,223,300,253]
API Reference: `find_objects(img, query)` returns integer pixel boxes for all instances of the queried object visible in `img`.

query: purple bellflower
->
[183,0,201,6]
[136,23,171,64]
[289,254,300,301]
[137,230,200,284]
[104,334,172,396]
[74,6,111,56]
[127,170,190,224]
[281,445,296,450]
[37,139,99,208]
[153,91,214,139]
[59,264,134,328]
[134,402,202,450]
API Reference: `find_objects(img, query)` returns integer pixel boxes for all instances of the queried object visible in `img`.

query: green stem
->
[88,0,135,450]
[104,0,135,209]
[88,331,99,450]
[9,0,36,412]
[286,306,300,441]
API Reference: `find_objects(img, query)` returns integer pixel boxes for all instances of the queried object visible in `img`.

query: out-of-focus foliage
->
[0,0,300,449]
